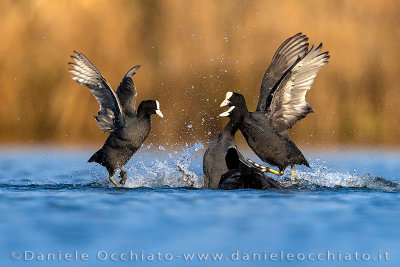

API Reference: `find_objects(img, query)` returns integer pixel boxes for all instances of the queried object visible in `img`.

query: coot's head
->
[219,92,247,119]
[138,100,164,118]
[220,92,247,109]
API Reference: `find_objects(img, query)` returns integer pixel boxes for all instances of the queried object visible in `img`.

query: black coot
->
[69,51,163,187]
[203,104,271,188]
[220,33,329,180]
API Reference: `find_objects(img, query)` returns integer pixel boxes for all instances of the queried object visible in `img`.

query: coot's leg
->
[267,168,284,176]
[291,165,295,181]
[109,177,120,187]
[119,168,127,185]
[107,169,120,187]
[246,159,284,176]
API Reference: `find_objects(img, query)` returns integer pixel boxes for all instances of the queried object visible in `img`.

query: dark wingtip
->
[72,50,80,58]
[125,65,141,77]
[70,50,83,61]
[294,32,309,41]
[71,51,90,63]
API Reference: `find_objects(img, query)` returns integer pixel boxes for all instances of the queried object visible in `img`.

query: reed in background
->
[0,0,399,147]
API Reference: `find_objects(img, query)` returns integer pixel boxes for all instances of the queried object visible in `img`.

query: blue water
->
[1,145,399,266]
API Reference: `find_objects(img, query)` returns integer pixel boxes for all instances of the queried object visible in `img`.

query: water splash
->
[276,163,400,191]
[2,149,398,192]
[84,148,400,191]
[121,142,205,188]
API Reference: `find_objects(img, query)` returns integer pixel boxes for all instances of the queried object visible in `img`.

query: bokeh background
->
[0,0,399,148]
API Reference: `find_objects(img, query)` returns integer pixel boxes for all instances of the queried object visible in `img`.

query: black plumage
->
[203,106,245,188]
[203,106,271,189]
[69,51,163,187]
[220,33,329,179]
[218,148,283,190]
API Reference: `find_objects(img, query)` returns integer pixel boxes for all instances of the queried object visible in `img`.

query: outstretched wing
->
[267,44,330,133]
[68,51,123,132]
[116,65,141,113]
[257,33,309,112]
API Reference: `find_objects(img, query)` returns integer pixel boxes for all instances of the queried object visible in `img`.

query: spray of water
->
[86,145,399,191]
[119,142,205,188]
[276,160,400,191]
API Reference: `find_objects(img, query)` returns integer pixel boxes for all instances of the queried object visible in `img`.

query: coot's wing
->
[116,65,141,113]
[256,33,309,112]
[268,44,329,133]
[218,170,245,190]
[69,51,123,132]
[264,177,284,189]
[247,172,281,190]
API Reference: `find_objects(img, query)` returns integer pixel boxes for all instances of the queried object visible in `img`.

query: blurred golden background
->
[0,0,399,148]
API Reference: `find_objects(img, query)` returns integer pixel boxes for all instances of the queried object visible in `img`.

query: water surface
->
[1,146,399,266]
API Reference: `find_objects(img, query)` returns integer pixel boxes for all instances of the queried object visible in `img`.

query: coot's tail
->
[300,155,310,168]
[295,150,310,168]
[88,149,103,164]
[303,160,310,168]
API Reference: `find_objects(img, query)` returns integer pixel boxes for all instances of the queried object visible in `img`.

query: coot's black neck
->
[222,110,245,136]
[136,108,152,120]
[230,105,247,130]
[222,120,239,136]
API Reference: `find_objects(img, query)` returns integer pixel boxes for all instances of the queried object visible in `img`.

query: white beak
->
[155,100,164,118]
[220,91,233,107]
[220,99,231,107]
[219,106,235,117]
[156,110,164,118]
